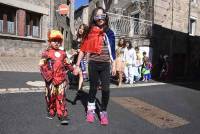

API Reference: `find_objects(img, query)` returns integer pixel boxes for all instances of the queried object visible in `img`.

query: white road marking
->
[0,82,166,94]
[26,81,45,87]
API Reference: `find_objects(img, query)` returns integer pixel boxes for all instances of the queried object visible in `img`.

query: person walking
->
[123,41,136,84]
[73,7,116,125]
[71,24,89,90]
[39,30,75,125]
[115,37,126,86]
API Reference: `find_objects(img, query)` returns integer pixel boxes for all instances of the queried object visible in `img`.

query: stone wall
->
[0,38,47,57]
[154,0,189,33]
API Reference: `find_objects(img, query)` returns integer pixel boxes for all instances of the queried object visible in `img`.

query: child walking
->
[123,41,136,84]
[39,30,75,125]
[141,57,152,82]
[74,7,116,125]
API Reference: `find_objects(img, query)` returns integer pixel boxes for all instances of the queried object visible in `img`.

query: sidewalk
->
[0,57,40,72]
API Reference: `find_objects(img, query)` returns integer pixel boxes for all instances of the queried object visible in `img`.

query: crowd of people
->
[38,7,154,126]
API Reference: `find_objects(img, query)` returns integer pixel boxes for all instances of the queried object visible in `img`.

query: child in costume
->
[123,41,137,84]
[39,30,75,125]
[141,57,152,82]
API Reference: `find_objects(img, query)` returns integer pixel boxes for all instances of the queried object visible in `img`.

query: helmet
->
[48,30,63,41]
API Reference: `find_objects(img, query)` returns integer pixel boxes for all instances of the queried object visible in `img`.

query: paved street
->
[0,57,200,134]
[1,84,200,134]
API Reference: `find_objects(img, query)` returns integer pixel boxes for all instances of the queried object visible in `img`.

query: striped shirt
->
[89,41,110,62]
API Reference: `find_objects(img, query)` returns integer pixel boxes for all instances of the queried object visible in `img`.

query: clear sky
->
[75,0,89,9]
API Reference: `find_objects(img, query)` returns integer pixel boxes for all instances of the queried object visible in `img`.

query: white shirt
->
[123,47,136,66]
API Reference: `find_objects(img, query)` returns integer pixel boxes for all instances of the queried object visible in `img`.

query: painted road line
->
[0,82,166,94]
[111,97,190,129]
[83,82,166,90]
[26,81,45,87]
[0,87,45,94]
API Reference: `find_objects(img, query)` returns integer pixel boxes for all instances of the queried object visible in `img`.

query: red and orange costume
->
[39,30,73,122]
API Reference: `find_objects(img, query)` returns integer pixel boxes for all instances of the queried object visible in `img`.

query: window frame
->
[189,16,197,36]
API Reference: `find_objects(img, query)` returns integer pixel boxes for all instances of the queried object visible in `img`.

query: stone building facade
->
[0,0,71,57]
[153,0,200,79]
[74,5,89,32]
[0,0,49,57]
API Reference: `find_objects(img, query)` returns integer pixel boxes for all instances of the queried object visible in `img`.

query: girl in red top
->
[74,7,116,125]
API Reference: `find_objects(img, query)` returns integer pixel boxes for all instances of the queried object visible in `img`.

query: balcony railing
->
[107,12,152,38]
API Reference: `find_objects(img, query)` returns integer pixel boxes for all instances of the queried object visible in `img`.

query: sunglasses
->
[94,14,106,21]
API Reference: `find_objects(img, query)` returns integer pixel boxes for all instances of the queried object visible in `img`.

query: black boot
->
[60,116,69,125]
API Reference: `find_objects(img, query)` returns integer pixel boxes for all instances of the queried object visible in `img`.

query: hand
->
[39,59,46,66]
[73,66,80,76]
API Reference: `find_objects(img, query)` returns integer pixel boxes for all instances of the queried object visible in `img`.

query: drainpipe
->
[169,0,174,58]
[185,0,191,78]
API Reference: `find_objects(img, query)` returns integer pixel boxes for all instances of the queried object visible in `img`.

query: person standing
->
[39,30,75,125]
[134,46,143,81]
[115,38,126,86]
[123,41,136,84]
[71,24,89,90]
[74,7,116,125]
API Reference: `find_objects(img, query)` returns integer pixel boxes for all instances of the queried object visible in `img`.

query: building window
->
[0,4,16,34]
[131,13,140,35]
[96,1,100,7]
[189,17,197,35]
[26,12,41,38]
[114,0,118,4]
[0,14,3,33]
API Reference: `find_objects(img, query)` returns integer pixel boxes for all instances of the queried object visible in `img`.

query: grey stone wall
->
[154,0,189,33]
[0,38,47,57]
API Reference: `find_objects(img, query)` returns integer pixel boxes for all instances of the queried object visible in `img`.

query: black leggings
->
[88,61,110,111]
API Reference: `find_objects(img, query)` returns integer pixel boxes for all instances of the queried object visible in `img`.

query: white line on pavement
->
[0,82,166,94]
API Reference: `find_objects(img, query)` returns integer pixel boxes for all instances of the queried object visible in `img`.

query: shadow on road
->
[66,90,102,120]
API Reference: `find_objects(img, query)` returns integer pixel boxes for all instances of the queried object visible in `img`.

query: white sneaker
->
[130,81,135,84]
[125,80,129,84]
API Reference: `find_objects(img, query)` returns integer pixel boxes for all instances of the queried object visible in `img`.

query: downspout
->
[185,0,191,78]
